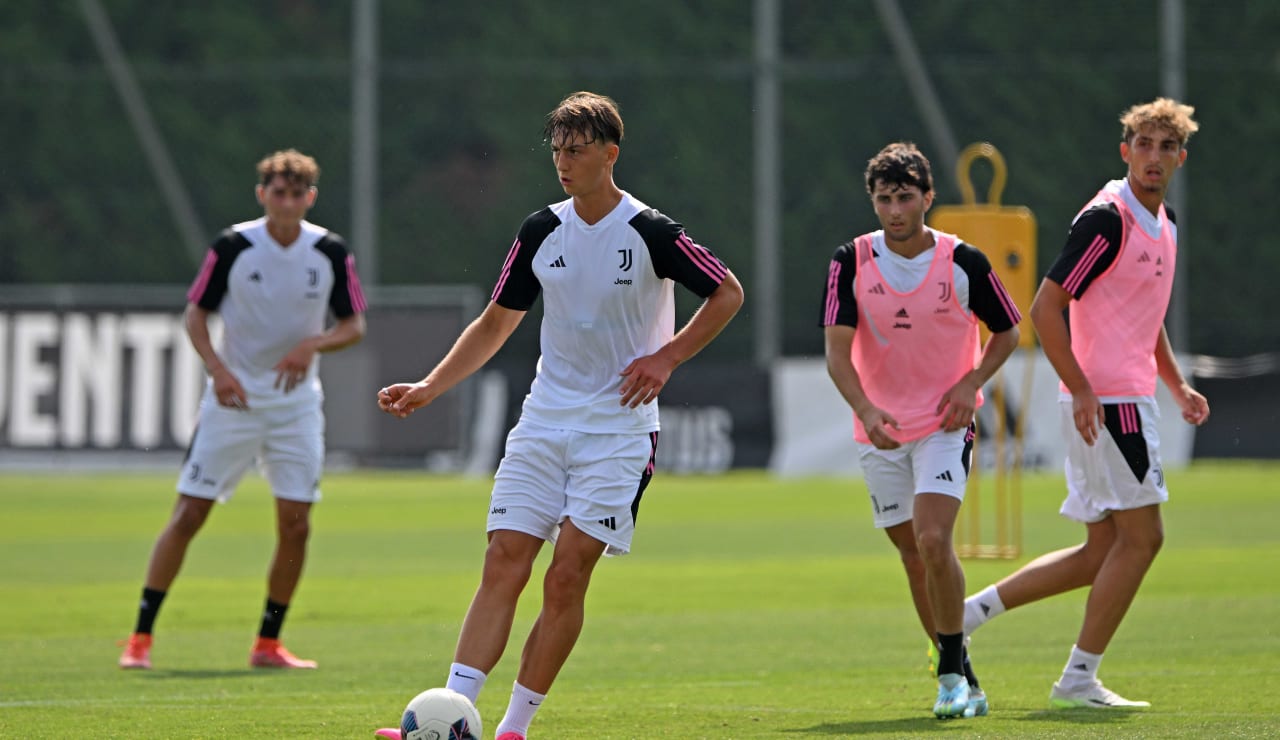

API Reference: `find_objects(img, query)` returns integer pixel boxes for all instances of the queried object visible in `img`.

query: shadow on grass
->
[787,708,1145,735]
[139,669,261,679]
[785,718,981,735]
[1013,707,1149,725]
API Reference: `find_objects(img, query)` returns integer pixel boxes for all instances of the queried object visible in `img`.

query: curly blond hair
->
[1120,98,1199,147]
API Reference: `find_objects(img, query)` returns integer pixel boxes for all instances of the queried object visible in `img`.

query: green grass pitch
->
[1,462,1277,738]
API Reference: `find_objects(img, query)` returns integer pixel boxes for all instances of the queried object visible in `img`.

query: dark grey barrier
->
[1191,354,1280,459]
[489,359,773,474]
[0,285,483,466]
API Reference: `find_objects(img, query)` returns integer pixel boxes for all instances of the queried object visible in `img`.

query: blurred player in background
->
[374,91,743,740]
[118,149,367,670]
[820,142,1022,718]
[962,98,1210,708]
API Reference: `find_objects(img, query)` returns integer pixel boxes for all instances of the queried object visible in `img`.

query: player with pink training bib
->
[821,142,1022,719]
[962,98,1211,710]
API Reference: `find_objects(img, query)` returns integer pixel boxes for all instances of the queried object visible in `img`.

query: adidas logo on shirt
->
[549,256,566,268]
[1138,252,1151,263]
[868,283,886,295]
[895,307,909,318]
[935,470,953,482]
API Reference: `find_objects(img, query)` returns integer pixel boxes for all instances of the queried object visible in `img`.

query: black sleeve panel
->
[1043,204,1124,299]
[954,242,1021,333]
[628,208,728,299]
[314,232,365,318]
[818,241,858,328]
[492,208,560,311]
[191,229,253,311]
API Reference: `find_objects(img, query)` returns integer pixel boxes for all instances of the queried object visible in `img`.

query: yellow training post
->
[929,142,1035,559]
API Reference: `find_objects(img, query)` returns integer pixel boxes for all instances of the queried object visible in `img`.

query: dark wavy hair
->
[864,141,932,195]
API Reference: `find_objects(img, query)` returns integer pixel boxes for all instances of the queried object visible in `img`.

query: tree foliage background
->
[3,0,1277,358]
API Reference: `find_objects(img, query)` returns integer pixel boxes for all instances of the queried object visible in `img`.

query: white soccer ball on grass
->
[399,687,481,740]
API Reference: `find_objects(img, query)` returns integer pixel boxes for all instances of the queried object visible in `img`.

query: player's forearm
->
[313,314,367,354]
[1154,325,1191,393]
[663,273,744,366]
[1030,287,1091,395]
[823,325,875,416]
[183,304,226,375]
[418,305,523,401]
[966,326,1020,389]
[827,360,876,418]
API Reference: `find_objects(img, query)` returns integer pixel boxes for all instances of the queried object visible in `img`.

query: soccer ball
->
[400,688,482,740]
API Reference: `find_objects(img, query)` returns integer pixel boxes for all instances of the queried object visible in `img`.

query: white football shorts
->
[488,419,658,556]
[1059,397,1167,523]
[857,425,975,529]
[177,392,324,504]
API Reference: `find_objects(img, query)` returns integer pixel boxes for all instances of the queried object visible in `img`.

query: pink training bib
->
[850,231,981,443]
[1063,187,1176,397]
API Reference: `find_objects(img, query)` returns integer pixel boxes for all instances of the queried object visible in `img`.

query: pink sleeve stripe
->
[1062,234,1109,294]
[823,259,842,326]
[987,271,1022,325]
[345,254,368,312]
[186,249,218,303]
[675,233,728,281]
[491,238,521,300]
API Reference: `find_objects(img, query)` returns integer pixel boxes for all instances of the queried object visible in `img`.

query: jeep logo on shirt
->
[614,278,633,285]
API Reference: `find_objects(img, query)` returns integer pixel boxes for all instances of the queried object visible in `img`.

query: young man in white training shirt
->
[119,149,367,671]
[375,91,743,740]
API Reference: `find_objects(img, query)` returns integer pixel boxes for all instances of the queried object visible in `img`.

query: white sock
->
[445,662,487,705]
[1059,644,1103,689]
[494,681,546,737]
[963,585,1006,635]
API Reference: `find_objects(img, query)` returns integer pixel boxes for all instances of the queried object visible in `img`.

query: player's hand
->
[273,339,319,393]
[1176,384,1210,426]
[212,367,249,410]
[618,352,677,408]
[858,406,901,450]
[378,382,431,418]
[936,379,980,432]
[1072,389,1104,445]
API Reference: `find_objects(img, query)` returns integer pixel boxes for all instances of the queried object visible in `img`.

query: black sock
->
[133,587,167,634]
[962,645,980,689]
[936,631,965,677]
[258,598,289,640]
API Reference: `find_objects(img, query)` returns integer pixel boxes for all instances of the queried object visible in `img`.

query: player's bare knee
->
[898,547,926,575]
[541,561,590,607]
[1116,527,1163,559]
[168,500,212,538]
[277,515,311,543]
[480,543,535,592]
[913,526,954,564]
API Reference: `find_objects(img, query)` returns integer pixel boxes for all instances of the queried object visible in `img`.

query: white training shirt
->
[491,192,731,433]
[186,217,367,409]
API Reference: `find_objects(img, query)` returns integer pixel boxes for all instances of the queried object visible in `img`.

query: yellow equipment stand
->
[929,143,1035,559]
